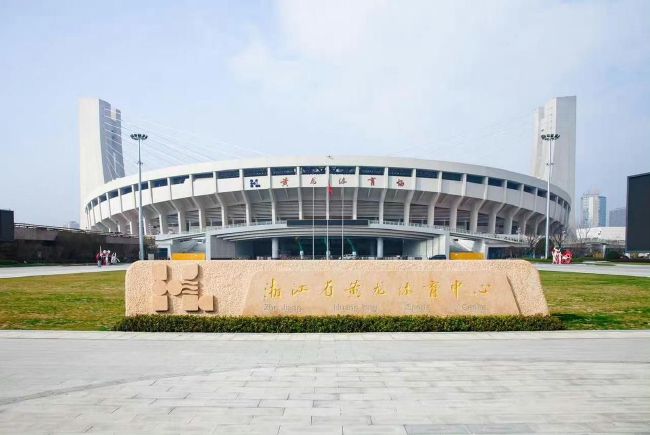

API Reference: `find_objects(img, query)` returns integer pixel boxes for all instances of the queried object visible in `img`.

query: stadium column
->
[297,166,303,220]
[104,218,118,232]
[159,214,169,234]
[504,183,524,234]
[214,173,228,228]
[272,237,279,259]
[378,167,388,224]
[427,193,440,226]
[448,196,463,231]
[487,182,507,233]
[534,213,546,236]
[190,175,207,230]
[469,199,485,233]
[269,189,277,223]
[377,237,384,259]
[242,191,251,225]
[352,167,359,220]
[519,210,535,235]
[403,169,416,224]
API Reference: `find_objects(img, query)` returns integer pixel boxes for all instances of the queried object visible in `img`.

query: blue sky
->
[1,0,648,225]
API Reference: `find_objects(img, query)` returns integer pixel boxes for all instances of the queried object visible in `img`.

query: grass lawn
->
[0,270,648,330]
[541,271,650,330]
[0,272,124,330]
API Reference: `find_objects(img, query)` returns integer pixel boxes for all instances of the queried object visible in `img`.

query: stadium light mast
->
[541,133,560,260]
[130,133,148,261]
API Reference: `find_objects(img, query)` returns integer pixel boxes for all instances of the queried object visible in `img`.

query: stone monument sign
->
[125,260,549,316]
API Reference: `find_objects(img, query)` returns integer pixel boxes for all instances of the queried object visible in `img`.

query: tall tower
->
[79,98,125,227]
[532,96,577,226]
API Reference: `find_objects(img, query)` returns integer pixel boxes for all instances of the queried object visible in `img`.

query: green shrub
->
[113,314,564,333]
[0,260,19,266]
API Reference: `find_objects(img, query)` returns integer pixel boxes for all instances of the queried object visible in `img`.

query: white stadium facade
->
[80,97,576,260]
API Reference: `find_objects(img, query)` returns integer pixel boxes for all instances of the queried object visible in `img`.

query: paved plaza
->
[0,330,649,434]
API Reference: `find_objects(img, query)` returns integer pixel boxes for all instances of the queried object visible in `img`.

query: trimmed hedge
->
[113,314,564,333]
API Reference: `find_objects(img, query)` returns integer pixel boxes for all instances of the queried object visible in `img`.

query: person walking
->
[95,251,102,268]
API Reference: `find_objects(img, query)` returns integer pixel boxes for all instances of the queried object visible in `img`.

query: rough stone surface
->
[125,260,549,317]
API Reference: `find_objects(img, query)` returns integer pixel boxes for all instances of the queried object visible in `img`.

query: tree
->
[525,233,542,258]
[551,225,568,250]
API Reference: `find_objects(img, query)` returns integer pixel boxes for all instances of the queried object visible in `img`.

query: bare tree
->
[572,223,593,257]
[525,233,542,258]
[551,225,568,250]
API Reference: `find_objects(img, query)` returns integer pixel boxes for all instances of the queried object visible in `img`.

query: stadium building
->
[80,98,575,260]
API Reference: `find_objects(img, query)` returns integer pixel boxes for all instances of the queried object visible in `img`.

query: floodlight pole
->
[130,133,148,260]
[541,133,560,260]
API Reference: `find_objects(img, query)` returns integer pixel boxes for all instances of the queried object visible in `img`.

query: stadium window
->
[99,195,107,203]
[301,166,326,175]
[120,186,132,195]
[466,174,484,184]
[507,181,521,190]
[415,169,438,179]
[550,193,557,202]
[171,175,189,185]
[193,172,214,179]
[108,190,119,199]
[537,189,547,198]
[217,169,240,179]
[243,168,268,177]
[442,172,463,181]
[523,185,535,194]
[91,199,98,206]
[388,167,412,177]
[271,167,297,176]
[152,178,168,188]
[329,166,356,175]
[360,166,385,175]
[488,177,504,187]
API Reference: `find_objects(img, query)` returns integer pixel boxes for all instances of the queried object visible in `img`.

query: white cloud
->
[226,0,649,199]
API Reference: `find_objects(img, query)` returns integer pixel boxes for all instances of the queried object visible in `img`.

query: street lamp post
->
[130,133,148,260]
[541,133,560,260]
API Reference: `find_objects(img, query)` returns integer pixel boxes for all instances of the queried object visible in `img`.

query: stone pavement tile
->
[111,406,175,416]
[189,414,254,425]
[251,415,312,425]
[526,422,593,432]
[603,412,650,422]
[586,421,650,432]
[259,399,313,408]
[312,416,372,425]
[339,393,393,401]
[289,392,339,400]
[211,425,279,435]
[153,398,260,407]
[284,407,341,416]
[486,413,551,424]
[405,424,470,434]
[172,406,284,416]
[237,391,291,400]
[464,423,534,433]
[184,391,241,399]
[278,425,343,435]
[371,415,432,425]
[343,425,408,435]
[341,408,396,416]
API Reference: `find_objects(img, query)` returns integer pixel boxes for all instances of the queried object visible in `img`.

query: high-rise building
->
[532,96,577,226]
[581,193,607,227]
[609,207,626,227]
[79,98,124,224]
